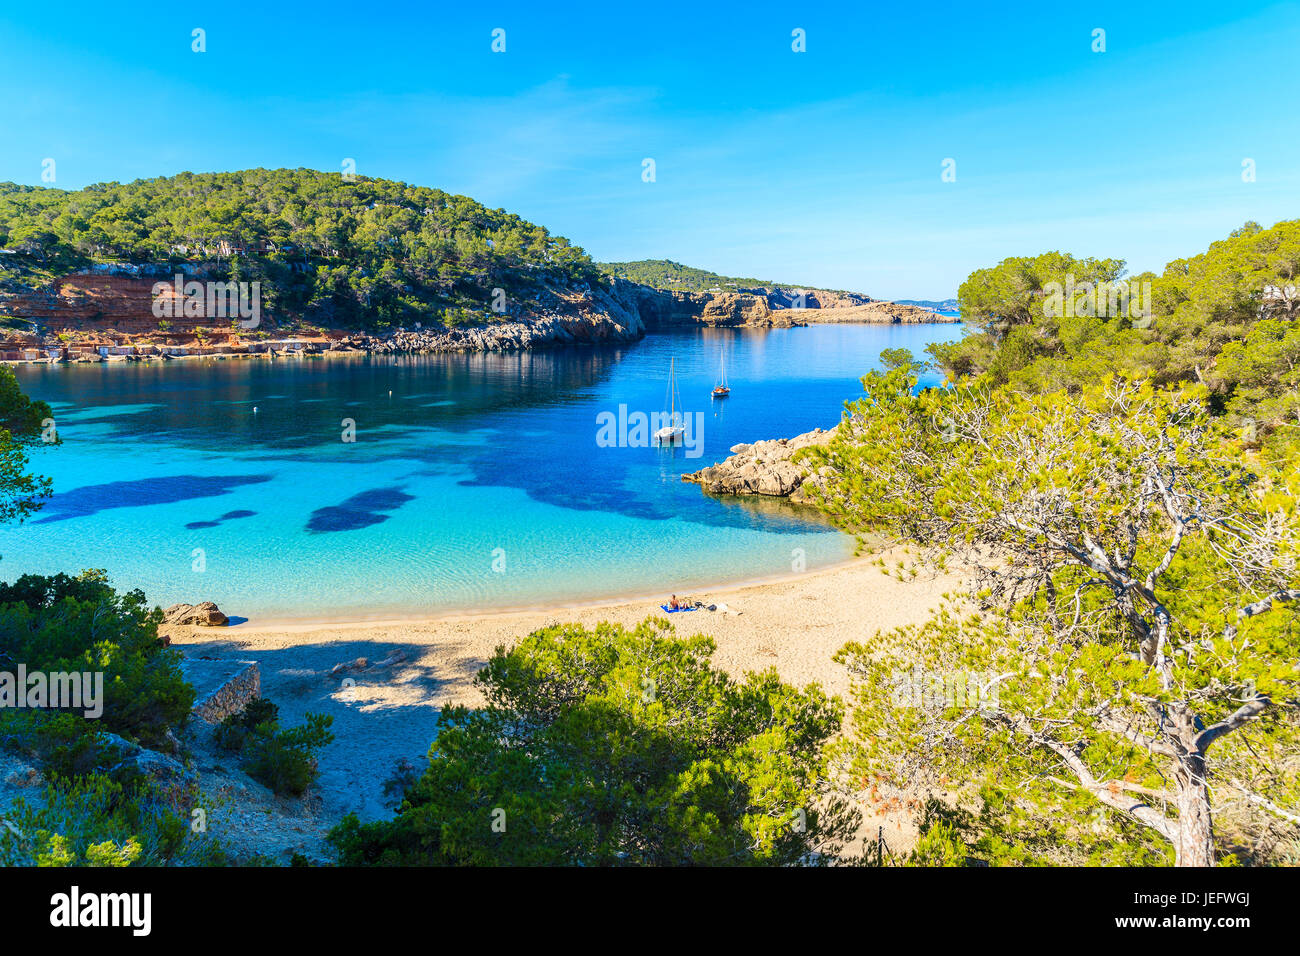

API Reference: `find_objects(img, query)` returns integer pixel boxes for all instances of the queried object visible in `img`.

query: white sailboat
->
[712,349,730,399]
[654,357,686,443]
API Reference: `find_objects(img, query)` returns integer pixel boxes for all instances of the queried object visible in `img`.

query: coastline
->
[169,549,962,704]
[220,550,866,631]
[14,321,967,646]
[2,315,961,365]
[164,550,964,851]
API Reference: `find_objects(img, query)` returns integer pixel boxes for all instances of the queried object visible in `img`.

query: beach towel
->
[660,605,699,613]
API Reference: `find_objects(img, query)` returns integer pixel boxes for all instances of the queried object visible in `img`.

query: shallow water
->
[4,322,962,620]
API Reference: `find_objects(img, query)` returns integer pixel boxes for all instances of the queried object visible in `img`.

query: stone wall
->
[181,659,261,724]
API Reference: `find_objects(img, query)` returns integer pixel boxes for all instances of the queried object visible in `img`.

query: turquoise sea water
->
[3,322,962,622]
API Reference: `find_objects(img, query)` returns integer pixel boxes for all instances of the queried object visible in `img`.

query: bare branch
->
[1001,714,1180,843]
[1237,589,1300,621]
[1226,781,1300,827]
[1196,696,1271,752]
[1095,713,1180,759]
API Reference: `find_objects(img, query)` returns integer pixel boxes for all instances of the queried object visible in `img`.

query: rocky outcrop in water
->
[619,282,947,331]
[682,425,838,503]
[792,300,958,324]
[344,317,616,353]
[684,291,779,327]
[766,288,873,309]
[609,283,793,330]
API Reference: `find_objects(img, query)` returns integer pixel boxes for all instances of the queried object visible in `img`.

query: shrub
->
[8,712,121,779]
[213,697,279,753]
[329,618,858,866]
[244,713,333,797]
[214,697,333,797]
[0,773,222,867]
[381,757,420,809]
[0,571,195,770]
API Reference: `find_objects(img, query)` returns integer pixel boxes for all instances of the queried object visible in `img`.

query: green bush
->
[0,571,195,771]
[329,618,859,866]
[244,713,334,797]
[7,712,121,780]
[0,773,222,867]
[213,697,279,753]
[381,757,420,810]
[215,697,333,797]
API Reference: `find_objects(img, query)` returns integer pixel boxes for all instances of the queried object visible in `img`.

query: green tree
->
[877,347,922,375]
[930,220,1300,440]
[957,251,1126,337]
[0,570,195,754]
[329,618,859,866]
[0,169,604,331]
[0,365,53,526]
[806,370,1299,866]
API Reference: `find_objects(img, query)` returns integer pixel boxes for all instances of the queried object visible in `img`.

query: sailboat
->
[654,357,686,444]
[712,350,730,399]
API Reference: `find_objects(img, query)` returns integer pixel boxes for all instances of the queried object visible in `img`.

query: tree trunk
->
[1173,752,1215,866]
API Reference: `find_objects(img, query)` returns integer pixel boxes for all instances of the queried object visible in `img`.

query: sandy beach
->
[168,552,962,843]
[178,551,961,702]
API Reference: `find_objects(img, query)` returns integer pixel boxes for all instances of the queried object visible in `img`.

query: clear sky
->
[3,1,1298,298]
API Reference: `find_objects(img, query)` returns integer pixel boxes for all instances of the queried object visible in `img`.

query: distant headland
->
[0,170,955,363]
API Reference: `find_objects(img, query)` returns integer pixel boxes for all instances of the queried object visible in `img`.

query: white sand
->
[169,553,962,856]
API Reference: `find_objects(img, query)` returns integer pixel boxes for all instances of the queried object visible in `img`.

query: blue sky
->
[2,1,1298,298]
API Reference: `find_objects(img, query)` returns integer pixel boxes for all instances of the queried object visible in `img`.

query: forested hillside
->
[0,169,602,329]
[598,258,839,295]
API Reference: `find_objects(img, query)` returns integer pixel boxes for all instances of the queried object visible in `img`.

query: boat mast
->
[669,357,678,425]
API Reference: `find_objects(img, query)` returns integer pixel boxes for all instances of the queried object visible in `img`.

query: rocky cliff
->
[2,268,951,359]
[618,283,949,330]
[2,272,189,333]
[348,284,645,353]
[766,288,874,309]
[611,282,790,330]
[0,269,649,357]
[681,425,838,504]
[791,300,958,325]
[0,269,256,354]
